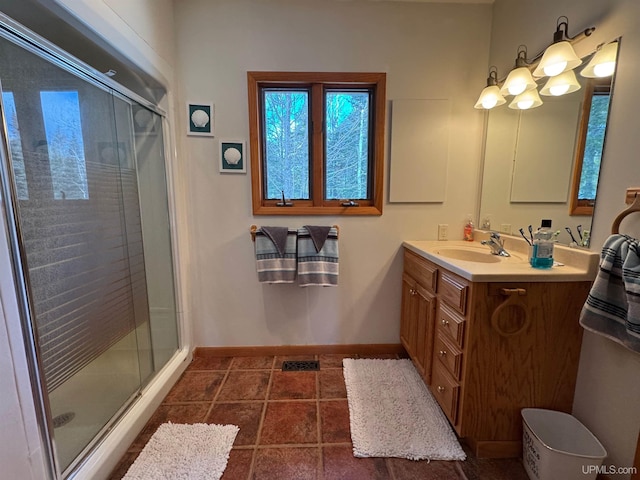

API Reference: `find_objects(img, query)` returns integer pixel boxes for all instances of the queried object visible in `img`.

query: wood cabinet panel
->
[439,271,468,314]
[437,303,465,348]
[434,333,463,380]
[404,249,437,292]
[431,361,460,425]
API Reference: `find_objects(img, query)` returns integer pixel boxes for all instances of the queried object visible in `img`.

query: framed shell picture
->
[187,102,214,136]
[219,140,246,173]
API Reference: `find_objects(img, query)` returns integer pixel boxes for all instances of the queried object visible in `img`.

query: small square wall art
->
[219,140,246,173]
[187,102,214,136]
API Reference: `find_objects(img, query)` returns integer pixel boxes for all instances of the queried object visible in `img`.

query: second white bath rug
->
[343,358,466,461]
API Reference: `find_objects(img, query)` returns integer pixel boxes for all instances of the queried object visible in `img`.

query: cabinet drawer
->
[439,272,468,314]
[437,303,466,348]
[431,362,460,425]
[404,249,437,292]
[434,333,463,380]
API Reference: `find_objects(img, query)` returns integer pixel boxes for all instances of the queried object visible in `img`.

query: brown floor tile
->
[253,447,319,480]
[130,403,210,450]
[163,371,225,402]
[319,369,347,399]
[222,448,254,480]
[318,354,354,369]
[320,400,351,444]
[458,444,528,480]
[107,451,140,479]
[387,457,466,480]
[269,371,317,399]
[207,402,264,446]
[231,356,275,369]
[260,401,317,445]
[217,370,271,401]
[189,355,233,370]
[322,445,390,480]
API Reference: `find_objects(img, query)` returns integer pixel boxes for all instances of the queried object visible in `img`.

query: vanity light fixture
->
[474,67,506,109]
[539,69,581,96]
[509,88,543,110]
[533,16,594,77]
[581,41,618,78]
[500,46,538,96]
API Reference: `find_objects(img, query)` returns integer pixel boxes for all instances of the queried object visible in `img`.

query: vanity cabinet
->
[400,250,437,383]
[400,247,592,458]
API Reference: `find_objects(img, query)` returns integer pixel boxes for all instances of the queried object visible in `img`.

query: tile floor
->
[109,353,529,480]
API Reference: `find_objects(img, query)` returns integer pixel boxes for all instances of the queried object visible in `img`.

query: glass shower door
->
[0,35,153,474]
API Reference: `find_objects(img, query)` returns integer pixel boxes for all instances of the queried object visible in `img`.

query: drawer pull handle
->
[439,350,447,357]
[441,318,449,326]
[437,385,445,393]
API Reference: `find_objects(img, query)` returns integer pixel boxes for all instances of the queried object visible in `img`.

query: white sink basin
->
[432,247,501,263]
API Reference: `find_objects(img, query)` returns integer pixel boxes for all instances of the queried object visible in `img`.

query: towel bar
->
[250,224,339,242]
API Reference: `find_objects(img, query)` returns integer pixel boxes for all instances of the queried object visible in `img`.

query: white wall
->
[0,0,181,477]
[490,0,640,475]
[173,0,492,348]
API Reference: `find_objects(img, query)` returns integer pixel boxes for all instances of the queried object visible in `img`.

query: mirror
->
[478,40,619,247]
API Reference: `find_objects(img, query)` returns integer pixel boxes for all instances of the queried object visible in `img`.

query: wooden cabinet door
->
[414,283,436,383]
[400,273,418,358]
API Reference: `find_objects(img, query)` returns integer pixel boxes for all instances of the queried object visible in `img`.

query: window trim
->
[247,71,386,216]
[569,78,611,216]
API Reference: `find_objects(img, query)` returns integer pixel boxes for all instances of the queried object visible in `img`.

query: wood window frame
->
[569,78,611,216]
[247,71,386,216]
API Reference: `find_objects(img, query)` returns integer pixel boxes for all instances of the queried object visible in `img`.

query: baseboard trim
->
[194,344,405,358]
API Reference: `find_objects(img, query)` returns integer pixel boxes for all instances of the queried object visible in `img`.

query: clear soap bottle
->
[463,215,474,241]
[530,219,554,269]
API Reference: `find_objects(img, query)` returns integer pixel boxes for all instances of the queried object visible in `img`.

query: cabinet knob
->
[437,385,445,393]
[441,318,449,326]
[439,350,447,357]
[410,289,417,296]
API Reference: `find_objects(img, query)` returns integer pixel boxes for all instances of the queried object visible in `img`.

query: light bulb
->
[508,83,527,96]
[482,96,498,109]
[544,60,567,77]
[517,99,535,110]
[593,62,615,77]
[549,84,570,96]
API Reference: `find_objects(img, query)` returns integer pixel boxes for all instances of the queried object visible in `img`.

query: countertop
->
[403,236,600,282]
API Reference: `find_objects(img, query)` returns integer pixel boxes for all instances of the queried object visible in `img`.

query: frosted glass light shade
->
[499,67,537,96]
[509,89,543,110]
[533,41,581,77]
[539,70,581,96]
[474,85,506,109]
[581,42,618,78]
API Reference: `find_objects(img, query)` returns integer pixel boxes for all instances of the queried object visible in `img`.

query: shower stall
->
[0,13,183,479]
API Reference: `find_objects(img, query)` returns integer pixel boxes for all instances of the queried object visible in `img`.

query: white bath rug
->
[343,358,466,461]
[123,422,239,480]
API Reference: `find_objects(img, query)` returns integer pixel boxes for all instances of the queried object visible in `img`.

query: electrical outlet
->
[500,224,512,234]
[438,224,448,241]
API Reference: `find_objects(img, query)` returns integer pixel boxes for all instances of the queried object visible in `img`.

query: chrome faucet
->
[481,232,511,257]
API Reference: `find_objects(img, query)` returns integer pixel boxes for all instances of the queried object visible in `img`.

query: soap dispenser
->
[463,215,474,241]
[530,219,554,269]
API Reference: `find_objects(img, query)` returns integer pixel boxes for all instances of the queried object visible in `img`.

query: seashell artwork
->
[223,147,242,165]
[190,109,210,128]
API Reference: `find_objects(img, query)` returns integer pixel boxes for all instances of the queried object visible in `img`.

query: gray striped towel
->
[297,226,339,287]
[254,227,297,283]
[580,234,640,353]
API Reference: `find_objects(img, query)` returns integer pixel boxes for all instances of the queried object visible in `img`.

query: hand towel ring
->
[490,288,530,337]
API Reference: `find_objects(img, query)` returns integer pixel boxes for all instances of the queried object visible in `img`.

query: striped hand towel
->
[297,226,339,287]
[254,227,297,283]
[580,234,640,353]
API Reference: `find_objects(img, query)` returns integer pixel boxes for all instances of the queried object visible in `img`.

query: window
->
[569,79,611,216]
[248,72,386,215]
[40,90,88,200]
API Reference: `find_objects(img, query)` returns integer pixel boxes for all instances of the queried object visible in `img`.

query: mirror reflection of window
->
[569,79,611,216]
[40,90,88,200]
[1,91,28,199]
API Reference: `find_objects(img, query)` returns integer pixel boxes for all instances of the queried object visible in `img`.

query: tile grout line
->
[246,356,276,480]
[316,354,323,480]
[203,362,233,421]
